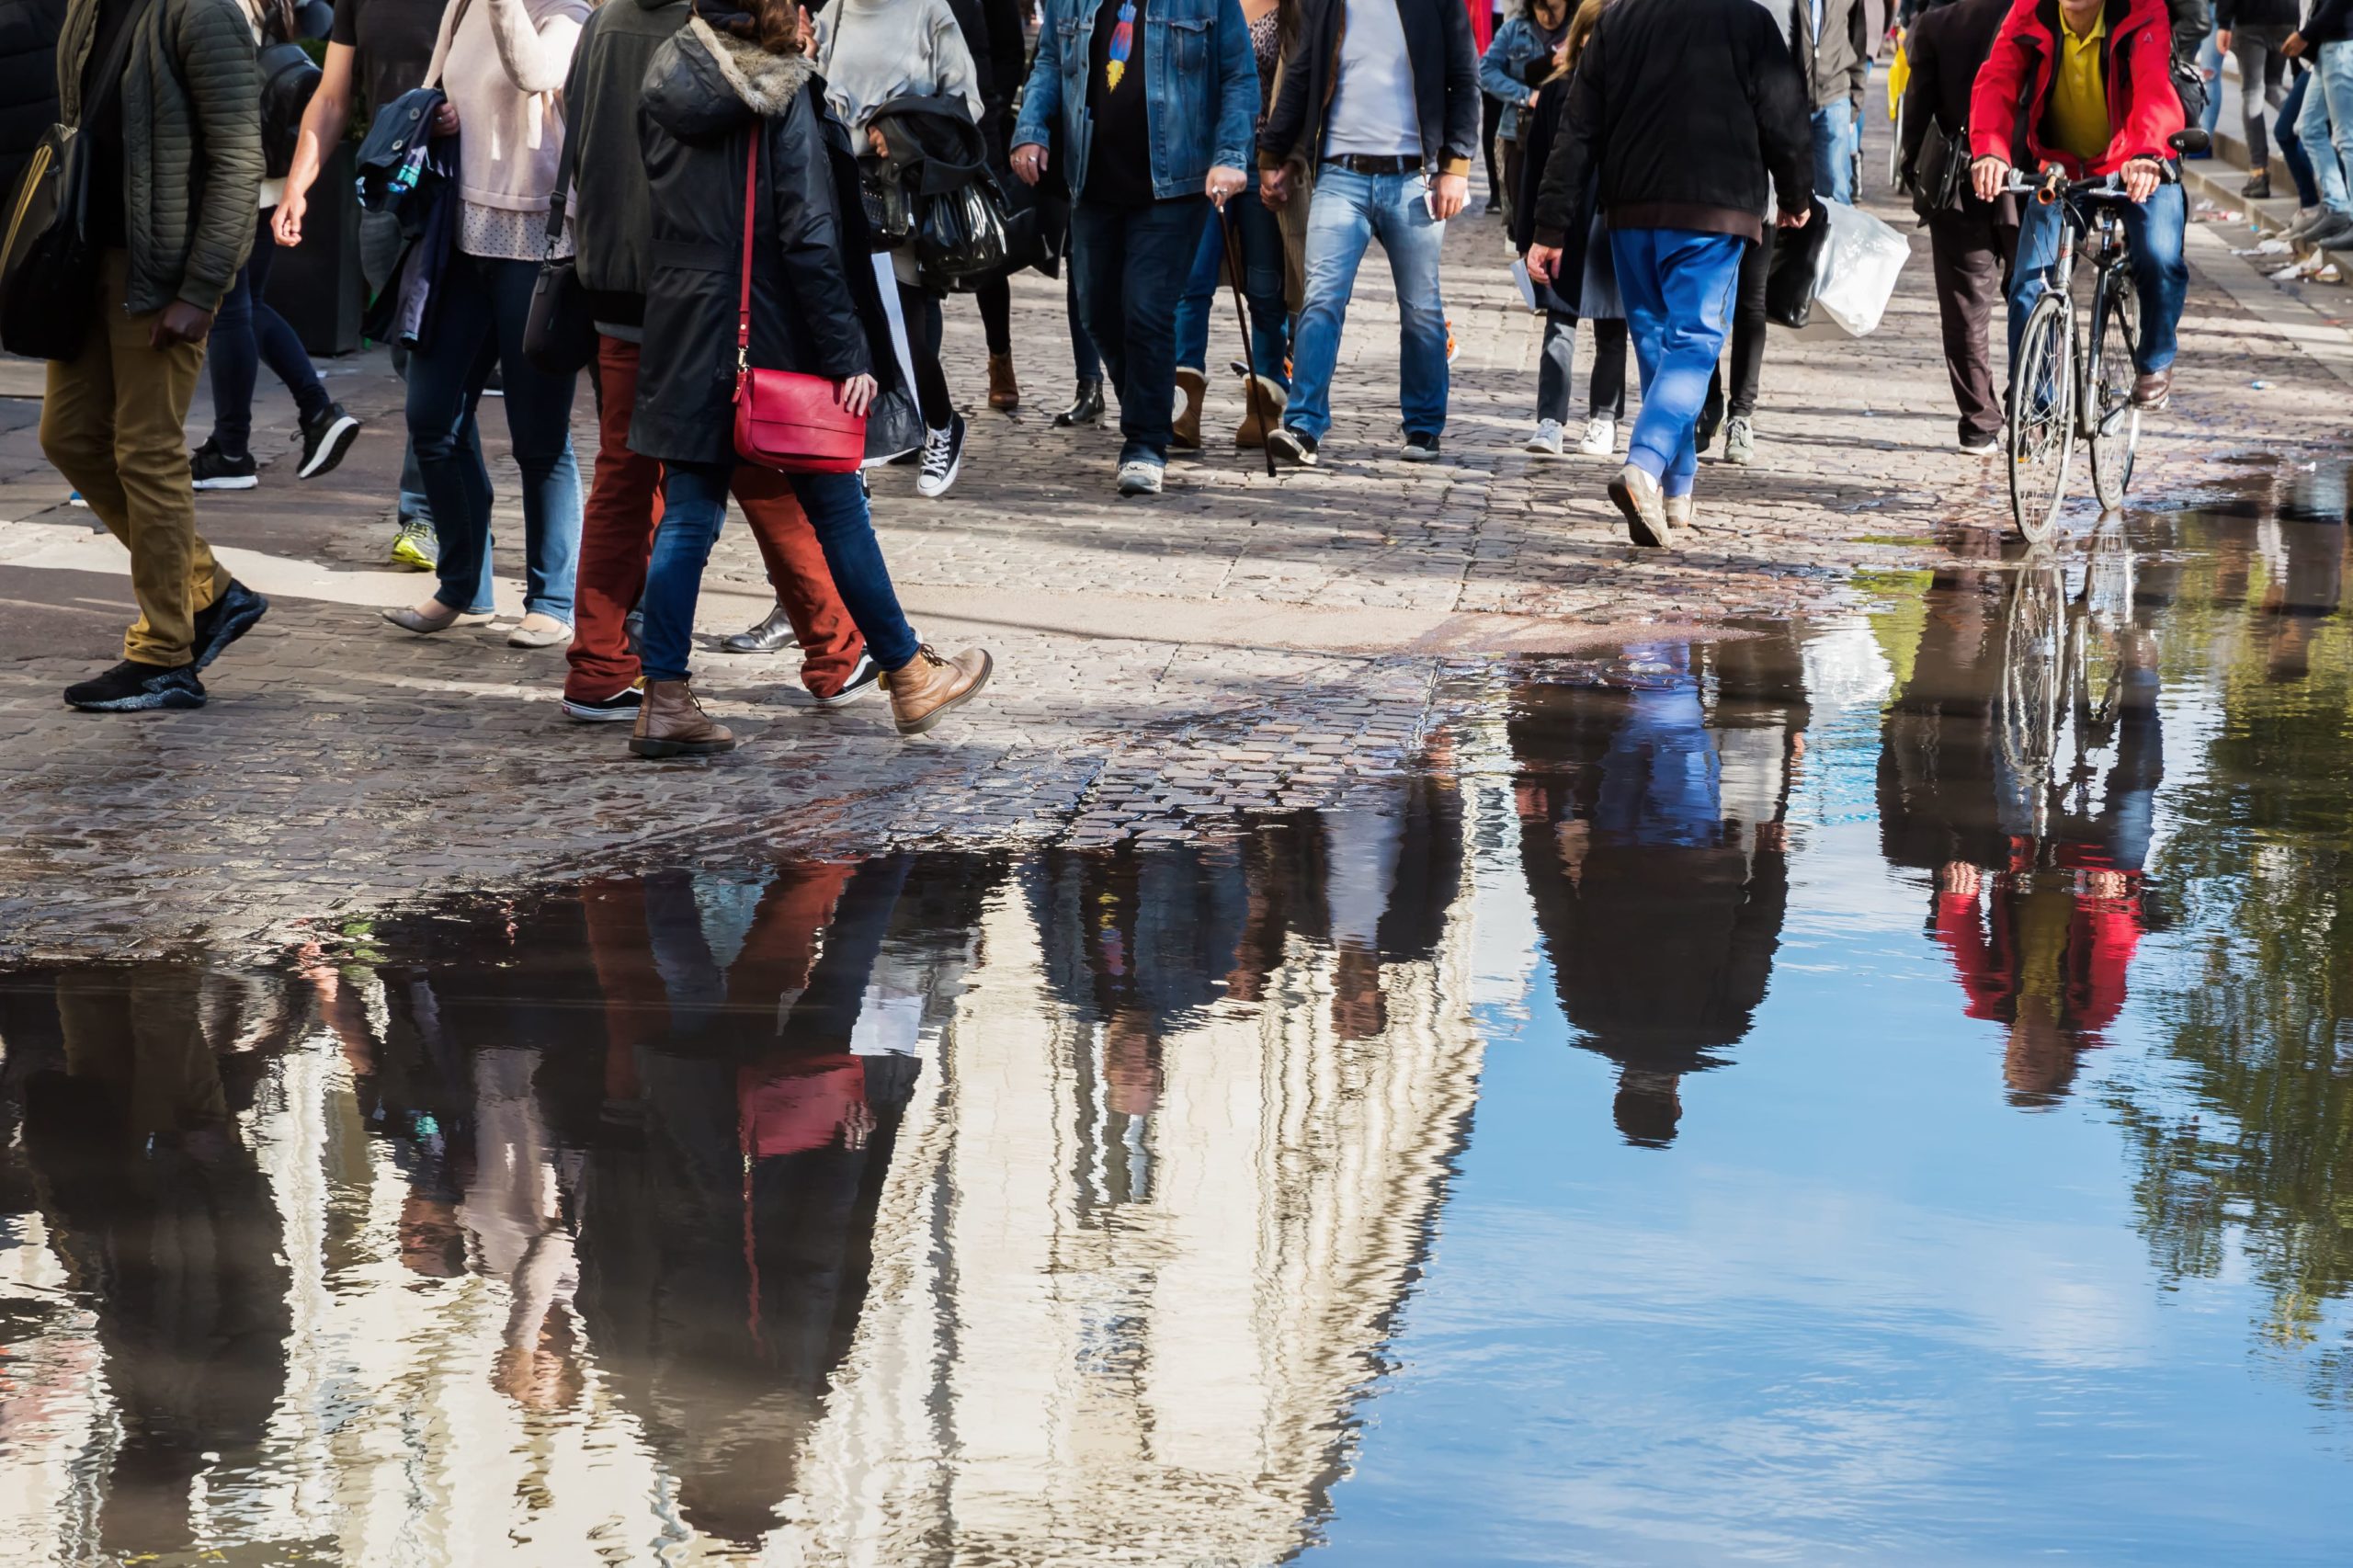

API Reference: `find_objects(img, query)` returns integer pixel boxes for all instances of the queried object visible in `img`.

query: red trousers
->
[565,335,861,701]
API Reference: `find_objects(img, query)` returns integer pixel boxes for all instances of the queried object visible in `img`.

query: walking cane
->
[1220,199,1279,480]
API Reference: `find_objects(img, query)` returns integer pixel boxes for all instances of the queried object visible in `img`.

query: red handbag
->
[731,132,867,473]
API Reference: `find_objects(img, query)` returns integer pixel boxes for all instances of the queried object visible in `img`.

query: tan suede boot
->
[1171,367,1205,451]
[987,352,1020,411]
[1236,403,1272,449]
[884,644,994,736]
[630,679,736,758]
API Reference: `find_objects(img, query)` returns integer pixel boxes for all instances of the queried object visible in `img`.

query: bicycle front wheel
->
[2087,272,2142,510]
[2008,293,2075,545]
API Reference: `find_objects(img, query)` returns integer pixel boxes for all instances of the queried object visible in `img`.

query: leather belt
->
[1322,154,1421,177]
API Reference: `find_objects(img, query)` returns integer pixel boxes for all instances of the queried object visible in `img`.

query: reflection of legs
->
[1285,170,1377,440]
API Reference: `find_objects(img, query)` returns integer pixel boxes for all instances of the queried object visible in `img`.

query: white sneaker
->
[1526,418,1565,456]
[916,415,965,498]
[1577,415,1616,457]
[1116,459,1164,495]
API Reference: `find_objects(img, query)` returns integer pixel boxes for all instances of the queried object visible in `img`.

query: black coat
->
[1259,0,1481,177]
[631,18,922,468]
[1898,0,2019,224]
[1530,0,1812,249]
[0,0,66,203]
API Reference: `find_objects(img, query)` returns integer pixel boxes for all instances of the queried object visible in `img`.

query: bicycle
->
[2000,164,2177,543]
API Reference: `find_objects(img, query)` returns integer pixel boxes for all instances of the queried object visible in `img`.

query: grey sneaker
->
[1664,494,1695,531]
[1526,418,1565,456]
[1722,416,1755,466]
[2304,211,2353,250]
[1608,463,1670,549]
[1116,458,1165,496]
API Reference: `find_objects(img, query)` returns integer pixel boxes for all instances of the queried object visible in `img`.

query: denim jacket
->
[1478,15,1555,145]
[1013,0,1259,201]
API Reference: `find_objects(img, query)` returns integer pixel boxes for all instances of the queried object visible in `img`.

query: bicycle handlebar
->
[1995,163,2181,204]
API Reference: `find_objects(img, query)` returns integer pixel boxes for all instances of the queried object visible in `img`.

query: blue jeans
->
[2007,182,2187,376]
[2279,70,2322,209]
[2300,52,2351,215]
[2197,31,2224,136]
[406,253,583,619]
[1610,227,1745,499]
[1173,185,1290,387]
[1066,269,1101,381]
[2319,42,2353,217]
[1071,196,1211,464]
[642,461,918,685]
[1811,100,1857,206]
[208,208,331,459]
[1287,165,1450,441]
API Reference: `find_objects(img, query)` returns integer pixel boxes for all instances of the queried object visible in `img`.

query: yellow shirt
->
[2048,10,2112,163]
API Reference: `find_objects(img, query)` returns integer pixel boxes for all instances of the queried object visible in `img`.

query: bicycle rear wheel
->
[2087,271,2142,510]
[2008,294,2075,544]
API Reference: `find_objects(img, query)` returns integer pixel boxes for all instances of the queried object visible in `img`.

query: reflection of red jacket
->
[737,1058,865,1159]
[1933,883,2142,1044]
[1968,0,2185,177]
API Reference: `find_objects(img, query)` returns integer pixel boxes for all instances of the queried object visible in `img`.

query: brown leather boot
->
[883,644,994,736]
[630,679,736,758]
[1171,367,1205,450]
[986,352,1020,411]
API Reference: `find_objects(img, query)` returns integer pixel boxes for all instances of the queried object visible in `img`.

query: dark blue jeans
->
[1067,269,1101,381]
[209,208,331,460]
[642,460,919,685]
[1071,195,1211,464]
[1174,186,1290,388]
[405,252,583,619]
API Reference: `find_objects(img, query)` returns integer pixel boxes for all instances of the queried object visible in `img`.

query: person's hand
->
[1011,142,1048,185]
[2120,156,2161,202]
[1776,203,1812,229]
[1526,243,1562,285]
[867,125,888,157]
[1205,164,1245,209]
[1261,165,1290,208]
[1428,171,1470,221]
[1938,860,1980,898]
[273,188,307,247]
[150,301,214,349]
[2283,30,2306,57]
[2216,28,2232,53]
[1972,153,2010,204]
[837,373,877,416]
[432,99,460,137]
[1527,86,1541,111]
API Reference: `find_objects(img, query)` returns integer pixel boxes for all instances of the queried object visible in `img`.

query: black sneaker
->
[63,659,206,712]
[1401,432,1442,462]
[190,579,268,672]
[189,439,258,491]
[1267,426,1319,467]
[812,650,880,708]
[297,403,362,480]
[562,680,644,722]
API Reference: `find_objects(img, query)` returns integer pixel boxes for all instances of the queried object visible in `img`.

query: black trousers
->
[1699,230,1774,439]
[1927,205,2018,444]
[896,282,955,429]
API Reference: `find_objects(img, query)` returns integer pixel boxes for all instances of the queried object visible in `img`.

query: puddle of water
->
[4,507,2353,1564]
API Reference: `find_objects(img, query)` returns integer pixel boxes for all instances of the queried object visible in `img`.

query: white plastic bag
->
[1811,199,1910,337]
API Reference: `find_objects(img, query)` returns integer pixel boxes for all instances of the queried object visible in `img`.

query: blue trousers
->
[1812,101,1857,206]
[2007,182,2187,376]
[208,208,331,459]
[1610,228,1745,499]
[1287,165,1450,441]
[642,460,919,685]
[405,253,584,619]
[1173,185,1290,388]
[1071,196,1211,465]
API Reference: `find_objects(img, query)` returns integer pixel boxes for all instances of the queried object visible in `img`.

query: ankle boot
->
[1171,368,1205,450]
[1054,377,1105,427]
[987,352,1020,411]
[630,679,736,757]
[883,644,994,736]
[1236,401,1273,449]
[721,601,799,654]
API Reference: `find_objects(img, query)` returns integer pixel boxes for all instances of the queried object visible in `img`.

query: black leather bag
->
[520,135,594,377]
[1765,198,1831,330]
[915,179,1009,285]
[1908,117,1971,224]
[1,0,157,360]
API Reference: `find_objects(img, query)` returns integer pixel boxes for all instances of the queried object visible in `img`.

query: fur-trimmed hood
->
[642,15,821,141]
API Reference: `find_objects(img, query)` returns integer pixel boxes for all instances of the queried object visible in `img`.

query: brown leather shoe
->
[1171,367,1205,451]
[629,679,736,758]
[986,352,1020,411]
[2131,369,2172,408]
[883,643,993,736]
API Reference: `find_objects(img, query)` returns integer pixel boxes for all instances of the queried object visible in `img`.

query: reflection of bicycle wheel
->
[2087,272,2141,510]
[2008,294,2075,545]
[2000,559,2067,839]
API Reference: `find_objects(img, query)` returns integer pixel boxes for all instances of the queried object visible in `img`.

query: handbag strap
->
[79,0,163,133]
[735,131,757,381]
[543,100,579,253]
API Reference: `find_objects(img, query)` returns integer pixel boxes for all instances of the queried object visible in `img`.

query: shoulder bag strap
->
[543,99,579,252]
[735,131,758,392]
[80,0,164,134]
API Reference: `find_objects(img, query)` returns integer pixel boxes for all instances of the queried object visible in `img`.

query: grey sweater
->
[813,0,982,130]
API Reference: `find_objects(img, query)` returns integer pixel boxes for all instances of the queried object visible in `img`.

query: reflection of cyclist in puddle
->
[1513,637,1809,1146]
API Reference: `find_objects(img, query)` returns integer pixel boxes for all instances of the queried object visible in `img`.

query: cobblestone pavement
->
[6,133,2351,960]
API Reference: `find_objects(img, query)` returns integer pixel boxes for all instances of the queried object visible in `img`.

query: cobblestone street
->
[5,153,2350,960]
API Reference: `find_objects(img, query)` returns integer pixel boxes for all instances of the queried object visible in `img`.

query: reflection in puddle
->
[4,506,2353,1563]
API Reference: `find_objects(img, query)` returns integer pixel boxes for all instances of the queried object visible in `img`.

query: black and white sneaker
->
[190,580,268,672]
[813,650,880,708]
[297,402,362,480]
[189,440,258,491]
[562,680,644,722]
[916,415,966,498]
[1267,426,1319,467]
[63,659,206,712]
[1401,431,1442,462]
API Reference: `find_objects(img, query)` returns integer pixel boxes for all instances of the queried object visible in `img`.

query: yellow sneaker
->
[389,517,438,572]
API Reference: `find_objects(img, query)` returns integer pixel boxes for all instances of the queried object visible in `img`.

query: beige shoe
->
[1664,494,1695,532]
[883,643,993,736]
[1171,367,1205,451]
[1607,464,1670,549]
[507,611,573,649]
[382,600,494,634]
[629,679,735,758]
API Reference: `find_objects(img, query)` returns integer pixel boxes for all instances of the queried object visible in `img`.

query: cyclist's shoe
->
[2130,370,2172,410]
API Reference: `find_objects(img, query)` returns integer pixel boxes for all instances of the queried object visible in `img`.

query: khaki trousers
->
[40,250,228,666]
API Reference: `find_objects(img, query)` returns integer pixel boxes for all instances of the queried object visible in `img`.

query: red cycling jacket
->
[1968,0,2186,178]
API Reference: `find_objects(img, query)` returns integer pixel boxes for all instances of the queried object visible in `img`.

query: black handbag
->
[1765,198,1831,330]
[1908,117,1972,223]
[1,0,158,359]
[258,40,323,180]
[520,129,595,377]
[915,178,1009,285]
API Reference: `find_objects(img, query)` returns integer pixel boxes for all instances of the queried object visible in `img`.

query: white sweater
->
[423,0,591,213]
[813,0,983,130]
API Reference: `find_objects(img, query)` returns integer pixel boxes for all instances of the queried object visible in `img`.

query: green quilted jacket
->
[55,0,261,315]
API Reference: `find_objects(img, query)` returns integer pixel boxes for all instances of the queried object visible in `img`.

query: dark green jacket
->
[561,0,687,323]
[56,0,261,314]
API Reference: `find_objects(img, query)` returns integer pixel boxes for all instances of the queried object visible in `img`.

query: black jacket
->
[631,19,922,467]
[1259,0,1481,177]
[1531,0,1811,248]
[562,0,688,325]
[2212,0,2297,27]
[2307,0,2353,45]
[0,0,66,198]
[1898,0,2018,223]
